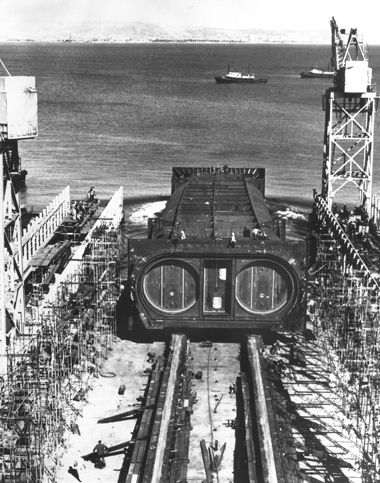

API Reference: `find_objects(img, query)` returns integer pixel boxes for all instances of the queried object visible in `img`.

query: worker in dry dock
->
[252,227,261,238]
[93,440,108,468]
[228,233,236,248]
[70,201,77,219]
[87,186,96,202]
[340,204,350,221]
[243,226,250,237]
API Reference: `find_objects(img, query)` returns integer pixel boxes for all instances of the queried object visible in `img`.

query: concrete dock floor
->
[55,338,164,483]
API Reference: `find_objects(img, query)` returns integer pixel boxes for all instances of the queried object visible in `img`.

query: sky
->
[1,0,380,42]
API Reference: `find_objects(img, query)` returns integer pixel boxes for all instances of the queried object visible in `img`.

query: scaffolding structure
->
[0,224,121,482]
[309,20,380,481]
[308,203,380,482]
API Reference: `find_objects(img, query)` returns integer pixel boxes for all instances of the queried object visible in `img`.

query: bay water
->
[1,41,380,238]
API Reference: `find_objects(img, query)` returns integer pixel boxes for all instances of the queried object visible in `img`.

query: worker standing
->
[93,440,108,468]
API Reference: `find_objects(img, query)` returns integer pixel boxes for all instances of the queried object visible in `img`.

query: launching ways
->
[85,334,362,483]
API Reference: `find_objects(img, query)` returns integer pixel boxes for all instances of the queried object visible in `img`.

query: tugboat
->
[300,65,335,79]
[215,66,268,84]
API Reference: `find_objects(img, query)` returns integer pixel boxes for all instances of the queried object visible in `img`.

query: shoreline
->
[0,40,333,45]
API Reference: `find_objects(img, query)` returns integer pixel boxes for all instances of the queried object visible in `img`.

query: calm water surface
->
[1,42,380,231]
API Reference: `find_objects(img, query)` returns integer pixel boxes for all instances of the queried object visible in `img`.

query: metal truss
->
[0,137,25,373]
[321,90,378,213]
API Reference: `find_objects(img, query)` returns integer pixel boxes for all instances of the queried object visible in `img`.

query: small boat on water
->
[215,66,267,84]
[300,66,335,79]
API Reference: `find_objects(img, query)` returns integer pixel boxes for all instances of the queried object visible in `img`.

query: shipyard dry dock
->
[54,331,372,483]
[2,16,380,483]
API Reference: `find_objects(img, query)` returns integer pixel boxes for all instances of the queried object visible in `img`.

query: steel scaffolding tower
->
[309,199,380,481]
[321,18,379,214]
[1,71,38,372]
[0,224,121,482]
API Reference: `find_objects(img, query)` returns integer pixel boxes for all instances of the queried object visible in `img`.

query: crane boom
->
[331,16,369,67]
[330,17,346,71]
[330,16,371,92]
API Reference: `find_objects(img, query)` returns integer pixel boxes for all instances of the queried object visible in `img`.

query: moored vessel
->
[215,66,267,84]
[300,66,335,78]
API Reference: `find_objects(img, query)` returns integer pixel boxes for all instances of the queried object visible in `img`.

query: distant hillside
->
[0,21,331,44]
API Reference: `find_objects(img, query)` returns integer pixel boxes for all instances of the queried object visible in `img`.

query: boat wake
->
[129,200,167,224]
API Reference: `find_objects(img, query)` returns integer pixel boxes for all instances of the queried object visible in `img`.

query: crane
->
[315,19,380,483]
[322,17,378,214]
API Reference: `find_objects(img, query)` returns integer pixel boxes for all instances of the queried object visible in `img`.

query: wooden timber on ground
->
[200,439,213,483]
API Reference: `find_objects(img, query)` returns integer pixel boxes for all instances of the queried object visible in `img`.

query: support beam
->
[247,336,278,483]
[0,148,6,374]
[149,334,186,483]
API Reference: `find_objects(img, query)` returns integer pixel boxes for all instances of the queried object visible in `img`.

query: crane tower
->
[0,63,38,373]
[322,17,379,214]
